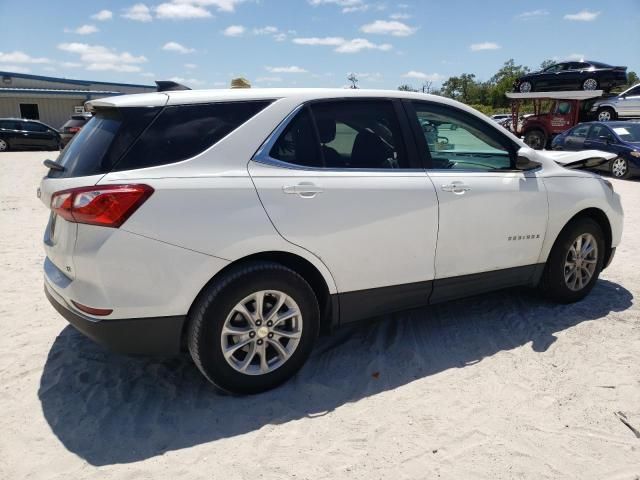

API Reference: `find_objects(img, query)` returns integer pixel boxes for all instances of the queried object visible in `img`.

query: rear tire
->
[519,81,533,93]
[524,129,546,150]
[540,217,604,303]
[0,138,8,152]
[187,261,320,395]
[596,107,616,122]
[582,78,598,91]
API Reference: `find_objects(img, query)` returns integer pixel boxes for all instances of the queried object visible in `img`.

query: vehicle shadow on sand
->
[38,279,632,466]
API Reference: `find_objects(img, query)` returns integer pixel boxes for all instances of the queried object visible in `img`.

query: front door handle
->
[441,182,471,194]
[282,183,323,198]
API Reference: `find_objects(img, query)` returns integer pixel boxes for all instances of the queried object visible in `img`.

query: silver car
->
[591,84,640,121]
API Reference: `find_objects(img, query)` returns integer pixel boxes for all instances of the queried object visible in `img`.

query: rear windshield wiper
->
[43,159,65,172]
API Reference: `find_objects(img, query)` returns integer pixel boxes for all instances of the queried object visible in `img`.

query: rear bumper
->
[45,283,184,356]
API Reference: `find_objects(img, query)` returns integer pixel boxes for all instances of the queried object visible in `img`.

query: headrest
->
[316,117,336,144]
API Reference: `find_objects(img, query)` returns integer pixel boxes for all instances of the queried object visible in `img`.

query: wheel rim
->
[598,110,611,121]
[612,158,627,177]
[221,290,303,375]
[0,139,7,151]
[519,82,532,93]
[564,233,598,291]
[583,78,598,91]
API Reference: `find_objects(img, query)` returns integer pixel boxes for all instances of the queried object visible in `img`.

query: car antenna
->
[155,80,192,92]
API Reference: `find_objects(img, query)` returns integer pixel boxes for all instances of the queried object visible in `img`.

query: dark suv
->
[60,113,93,148]
[0,118,61,152]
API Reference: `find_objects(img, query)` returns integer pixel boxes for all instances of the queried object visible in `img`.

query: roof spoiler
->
[155,80,192,92]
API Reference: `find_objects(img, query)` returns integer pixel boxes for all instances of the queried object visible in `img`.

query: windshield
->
[612,124,640,143]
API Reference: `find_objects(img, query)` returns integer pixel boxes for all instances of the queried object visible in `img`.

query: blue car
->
[552,121,640,179]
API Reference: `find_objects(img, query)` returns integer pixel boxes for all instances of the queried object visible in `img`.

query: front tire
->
[524,129,546,150]
[596,107,616,122]
[540,217,604,303]
[188,262,320,394]
[0,138,9,152]
[610,157,631,179]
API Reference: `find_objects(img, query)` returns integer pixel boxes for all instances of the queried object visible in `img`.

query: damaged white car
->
[40,88,623,393]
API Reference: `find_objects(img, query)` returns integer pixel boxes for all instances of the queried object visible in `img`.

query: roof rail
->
[155,80,192,92]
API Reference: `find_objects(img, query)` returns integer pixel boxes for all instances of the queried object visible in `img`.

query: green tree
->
[626,71,638,87]
[398,84,418,92]
[539,59,555,70]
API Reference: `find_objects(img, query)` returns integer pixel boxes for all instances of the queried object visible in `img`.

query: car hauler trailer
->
[505,90,604,149]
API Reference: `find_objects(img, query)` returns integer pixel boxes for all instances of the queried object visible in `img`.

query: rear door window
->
[114,101,271,171]
[49,100,271,178]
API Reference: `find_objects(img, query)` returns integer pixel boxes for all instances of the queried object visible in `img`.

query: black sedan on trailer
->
[551,121,640,179]
[0,118,61,152]
[514,61,627,93]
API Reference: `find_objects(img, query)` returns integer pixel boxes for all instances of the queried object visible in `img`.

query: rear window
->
[49,100,271,178]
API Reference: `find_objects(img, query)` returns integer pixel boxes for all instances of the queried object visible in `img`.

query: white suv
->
[41,89,623,394]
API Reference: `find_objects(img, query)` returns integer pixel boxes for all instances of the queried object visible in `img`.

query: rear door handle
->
[441,182,471,194]
[282,183,323,198]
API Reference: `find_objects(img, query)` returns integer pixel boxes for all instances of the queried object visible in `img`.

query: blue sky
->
[1,0,638,89]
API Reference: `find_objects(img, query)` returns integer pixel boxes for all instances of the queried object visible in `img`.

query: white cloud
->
[470,41,501,51]
[360,20,415,36]
[564,10,600,21]
[57,43,147,72]
[293,36,392,53]
[402,70,444,82]
[0,65,31,73]
[336,38,392,53]
[516,9,548,19]
[122,3,153,21]
[60,61,82,68]
[162,41,195,54]
[266,65,308,73]
[156,2,213,19]
[64,24,99,35]
[184,63,197,69]
[140,72,156,77]
[0,51,51,64]
[256,76,283,83]
[223,25,245,36]
[169,76,206,86]
[308,0,368,13]
[253,26,279,35]
[390,13,410,20]
[172,0,244,12]
[91,9,113,21]
[565,53,586,61]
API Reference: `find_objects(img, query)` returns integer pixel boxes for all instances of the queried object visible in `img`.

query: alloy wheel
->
[564,233,598,291]
[583,78,598,91]
[0,139,7,151]
[221,290,303,375]
[519,81,532,93]
[597,110,612,122]
[611,158,627,178]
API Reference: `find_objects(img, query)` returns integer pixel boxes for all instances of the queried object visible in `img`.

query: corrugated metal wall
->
[0,95,85,128]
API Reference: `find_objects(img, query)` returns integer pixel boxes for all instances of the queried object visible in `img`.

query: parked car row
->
[0,112,92,152]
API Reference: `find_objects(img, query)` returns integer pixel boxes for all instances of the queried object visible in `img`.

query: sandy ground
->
[1,151,639,480]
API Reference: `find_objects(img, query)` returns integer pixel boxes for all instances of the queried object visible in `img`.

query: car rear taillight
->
[50,184,153,228]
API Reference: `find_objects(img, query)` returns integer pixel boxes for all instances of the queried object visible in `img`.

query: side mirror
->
[516,149,542,170]
[598,135,612,144]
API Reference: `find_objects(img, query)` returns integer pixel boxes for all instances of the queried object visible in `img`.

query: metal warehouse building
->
[0,71,155,129]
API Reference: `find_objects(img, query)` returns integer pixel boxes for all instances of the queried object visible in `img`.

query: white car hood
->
[541,149,617,169]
